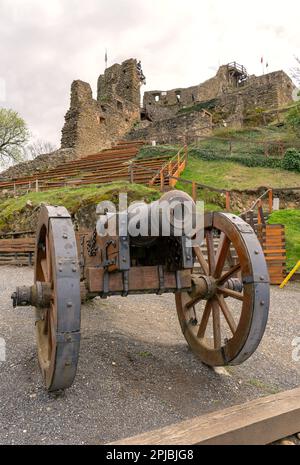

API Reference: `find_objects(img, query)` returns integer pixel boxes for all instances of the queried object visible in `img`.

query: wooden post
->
[168,162,172,187]
[184,144,188,163]
[35,179,39,192]
[257,199,262,224]
[225,191,230,211]
[129,163,134,183]
[160,171,164,192]
[13,183,16,194]
[268,189,273,214]
[192,181,197,202]
[264,142,269,158]
[249,210,255,230]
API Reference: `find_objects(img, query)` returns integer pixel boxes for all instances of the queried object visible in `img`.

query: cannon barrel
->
[97,190,197,246]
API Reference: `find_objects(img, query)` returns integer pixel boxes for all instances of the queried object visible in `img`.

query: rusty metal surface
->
[34,205,81,391]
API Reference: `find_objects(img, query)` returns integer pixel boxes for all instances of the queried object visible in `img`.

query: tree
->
[286,57,300,135]
[0,108,29,163]
[290,56,300,86]
[25,139,57,159]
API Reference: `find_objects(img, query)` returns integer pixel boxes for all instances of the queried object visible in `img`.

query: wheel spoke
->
[217,263,241,285]
[193,244,209,276]
[46,234,52,283]
[197,300,212,338]
[217,287,244,301]
[211,298,221,349]
[214,234,231,278]
[205,230,216,275]
[216,294,237,334]
[186,293,204,309]
[40,259,49,282]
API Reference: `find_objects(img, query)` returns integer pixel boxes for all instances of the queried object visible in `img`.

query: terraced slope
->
[0,141,173,191]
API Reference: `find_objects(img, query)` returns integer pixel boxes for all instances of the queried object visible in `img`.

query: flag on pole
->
[105,49,108,69]
[261,56,263,64]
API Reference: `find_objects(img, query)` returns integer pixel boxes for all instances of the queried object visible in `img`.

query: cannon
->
[11,190,270,391]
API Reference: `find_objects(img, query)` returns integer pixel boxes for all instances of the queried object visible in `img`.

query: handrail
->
[242,188,272,216]
[148,145,187,186]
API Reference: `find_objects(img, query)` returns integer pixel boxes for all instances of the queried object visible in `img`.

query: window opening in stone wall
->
[154,95,160,102]
[117,100,123,110]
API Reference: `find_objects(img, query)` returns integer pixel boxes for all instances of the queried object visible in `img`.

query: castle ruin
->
[61,58,141,156]
[61,59,295,155]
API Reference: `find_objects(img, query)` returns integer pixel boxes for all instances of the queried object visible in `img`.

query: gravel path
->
[0,266,299,445]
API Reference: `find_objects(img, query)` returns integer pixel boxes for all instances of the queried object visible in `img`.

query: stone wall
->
[0,148,76,180]
[126,110,212,145]
[61,58,141,157]
[97,58,141,107]
[142,65,295,128]
[143,65,233,122]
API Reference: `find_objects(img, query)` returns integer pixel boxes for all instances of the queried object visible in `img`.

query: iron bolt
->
[67,302,73,308]
[72,267,77,272]
[260,276,264,281]
[260,301,265,306]
[254,250,259,255]
[62,233,68,239]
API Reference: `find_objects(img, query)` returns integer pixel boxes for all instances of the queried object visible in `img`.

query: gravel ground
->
[0,265,299,445]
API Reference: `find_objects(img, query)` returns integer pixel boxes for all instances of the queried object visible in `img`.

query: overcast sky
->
[0,0,299,146]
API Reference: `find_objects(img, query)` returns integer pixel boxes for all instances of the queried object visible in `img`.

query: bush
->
[282,148,300,172]
[189,148,282,169]
[286,102,300,136]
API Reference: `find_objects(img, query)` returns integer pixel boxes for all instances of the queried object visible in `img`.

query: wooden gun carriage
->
[12,190,270,391]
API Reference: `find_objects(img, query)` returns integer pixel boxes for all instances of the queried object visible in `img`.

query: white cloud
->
[0,0,299,145]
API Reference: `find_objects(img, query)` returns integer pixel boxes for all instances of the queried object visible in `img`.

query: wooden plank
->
[87,266,191,294]
[109,388,300,445]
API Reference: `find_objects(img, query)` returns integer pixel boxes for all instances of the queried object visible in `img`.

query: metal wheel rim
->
[34,206,81,391]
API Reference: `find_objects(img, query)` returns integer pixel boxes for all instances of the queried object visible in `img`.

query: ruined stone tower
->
[61,58,141,156]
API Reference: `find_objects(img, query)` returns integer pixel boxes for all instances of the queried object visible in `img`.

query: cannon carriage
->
[12,190,270,391]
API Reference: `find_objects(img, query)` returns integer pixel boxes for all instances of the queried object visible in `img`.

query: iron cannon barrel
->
[97,190,197,244]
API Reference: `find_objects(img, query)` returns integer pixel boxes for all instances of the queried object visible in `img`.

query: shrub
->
[286,101,300,136]
[189,148,282,169]
[282,148,300,172]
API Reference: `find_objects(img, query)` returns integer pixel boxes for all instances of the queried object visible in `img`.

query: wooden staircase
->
[241,201,286,285]
[0,141,177,192]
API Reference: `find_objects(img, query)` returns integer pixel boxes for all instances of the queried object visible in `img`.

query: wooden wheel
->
[34,205,81,391]
[176,212,270,367]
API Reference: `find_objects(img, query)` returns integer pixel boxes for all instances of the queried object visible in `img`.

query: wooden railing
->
[148,145,188,189]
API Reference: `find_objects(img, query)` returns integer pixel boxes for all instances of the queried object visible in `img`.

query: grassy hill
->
[268,210,300,270]
[0,182,159,233]
[177,156,300,190]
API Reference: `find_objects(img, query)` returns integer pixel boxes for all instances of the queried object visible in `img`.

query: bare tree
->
[290,56,300,86]
[0,108,29,163]
[25,139,58,159]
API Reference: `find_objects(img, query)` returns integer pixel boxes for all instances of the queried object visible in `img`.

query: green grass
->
[177,156,300,191]
[268,209,300,270]
[137,144,179,159]
[190,126,300,158]
[0,182,159,232]
[247,378,280,395]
